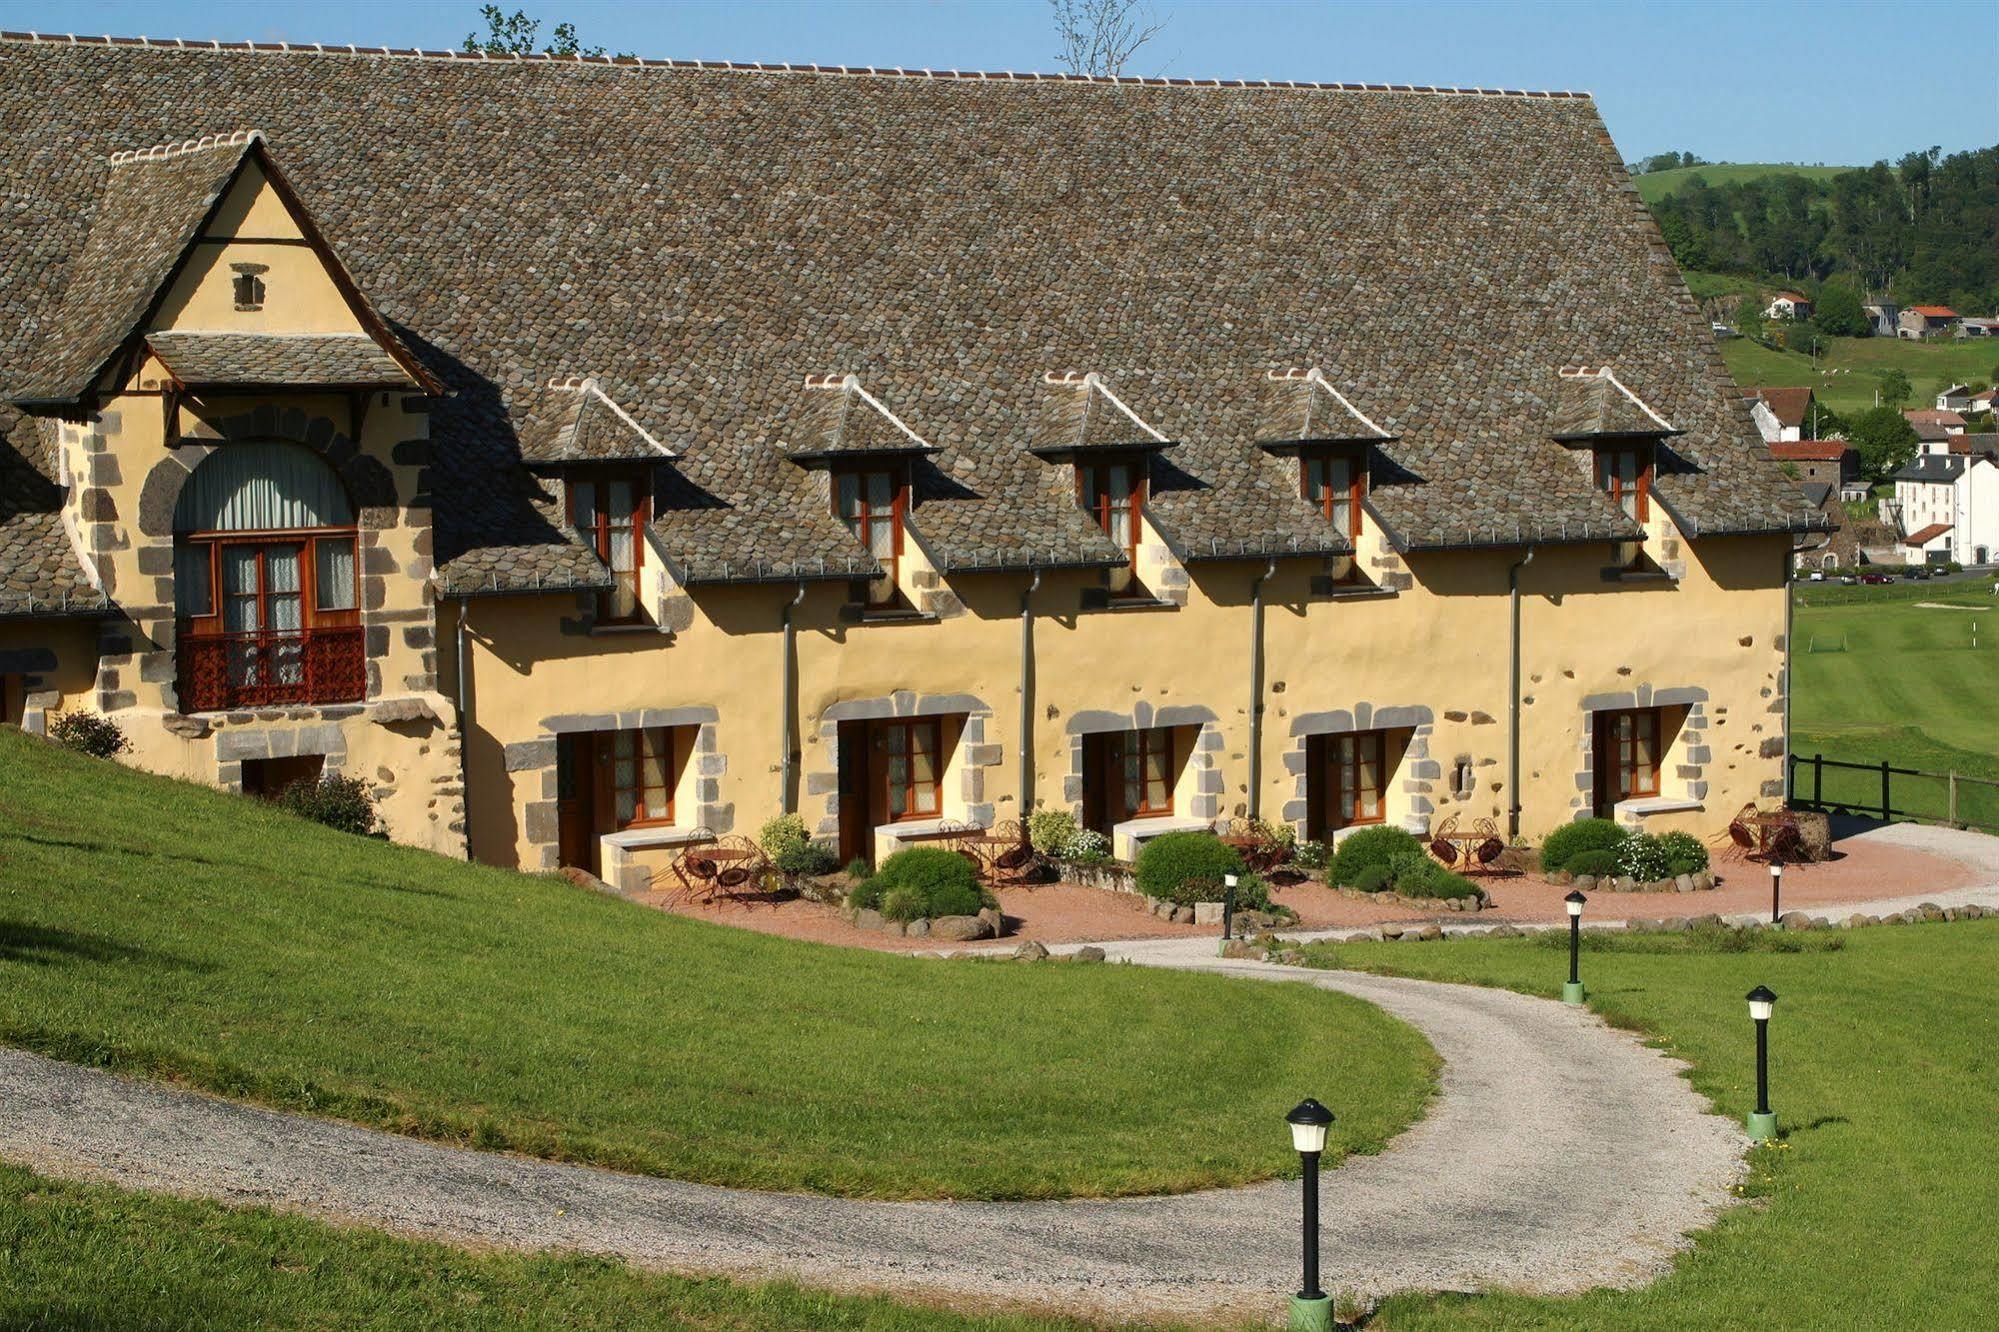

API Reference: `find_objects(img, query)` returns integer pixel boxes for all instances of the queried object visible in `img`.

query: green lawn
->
[1299,922,1999,1329]
[1631,163,1853,206]
[0,727,1430,1202]
[0,1162,1147,1331]
[1723,333,1999,418]
[1791,585,1999,826]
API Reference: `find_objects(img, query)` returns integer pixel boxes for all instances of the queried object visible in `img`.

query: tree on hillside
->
[1877,368,1913,409]
[1050,0,1165,77]
[463,6,621,57]
[1813,284,1870,337]
[1733,294,1764,341]
[1847,405,1919,481]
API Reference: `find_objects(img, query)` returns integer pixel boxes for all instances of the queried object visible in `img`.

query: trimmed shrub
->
[1656,829,1710,876]
[1329,825,1424,888]
[46,710,129,758]
[1565,848,1622,878]
[850,846,988,922]
[844,857,871,881]
[1027,807,1081,855]
[275,774,378,837]
[759,814,812,862]
[1349,863,1391,892]
[1540,818,1628,873]
[1248,818,1296,854]
[1616,832,1675,882]
[775,841,841,878]
[1134,831,1245,905]
[1385,851,1479,901]
[1292,839,1332,871]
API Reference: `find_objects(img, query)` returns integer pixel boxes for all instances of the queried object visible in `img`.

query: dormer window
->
[833,466,909,610]
[230,263,267,311]
[568,469,649,624]
[1302,449,1366,539]
[1595,444,1653,522]
[1078,457,1147,597]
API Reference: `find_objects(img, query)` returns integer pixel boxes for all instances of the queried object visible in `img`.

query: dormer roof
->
[1254,368,1397,451]
[516,377,675,465]
[1028,372,1177,461]
[1549,366,1683,444]
[12,131,437,406]
[780,375,939,465]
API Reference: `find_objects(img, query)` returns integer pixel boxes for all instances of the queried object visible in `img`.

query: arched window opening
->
[173,442,363,712]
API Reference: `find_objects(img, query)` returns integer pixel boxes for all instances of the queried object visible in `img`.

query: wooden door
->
[556,733,599,874]
[837,719,872,866]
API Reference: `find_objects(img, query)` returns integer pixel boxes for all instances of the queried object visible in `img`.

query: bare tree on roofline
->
[1051,0,1167,78]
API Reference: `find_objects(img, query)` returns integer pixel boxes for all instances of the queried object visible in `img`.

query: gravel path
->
[0,944,1744,1323]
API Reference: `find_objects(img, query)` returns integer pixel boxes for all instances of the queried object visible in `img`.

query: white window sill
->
[601,826,711,851]
[1614,796,1704,823]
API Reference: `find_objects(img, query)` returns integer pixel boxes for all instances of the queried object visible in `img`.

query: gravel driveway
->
[0,938,1744,1323]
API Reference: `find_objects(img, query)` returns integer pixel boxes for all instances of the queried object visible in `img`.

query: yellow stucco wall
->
[457,489,1789,882]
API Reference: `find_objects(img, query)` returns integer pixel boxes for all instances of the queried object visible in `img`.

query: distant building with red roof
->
[1899,306,1960,339]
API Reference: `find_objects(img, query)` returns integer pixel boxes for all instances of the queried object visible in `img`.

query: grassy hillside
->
[1722,334,1999,418]
[0,727,1430,1201]
[1305,920,1999,1329]
[1790,585,1999,825]
[1633,162,1853,205]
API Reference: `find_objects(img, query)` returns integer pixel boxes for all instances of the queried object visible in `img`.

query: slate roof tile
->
[145,331,416,388]
[0,38,1825,601]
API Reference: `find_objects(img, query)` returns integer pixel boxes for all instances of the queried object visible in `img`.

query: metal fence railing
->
[1789,752,1999,833]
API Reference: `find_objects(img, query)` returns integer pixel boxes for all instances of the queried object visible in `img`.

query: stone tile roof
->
[515,378,675,465]
[0,416,103,617]
[1549,367,1679,441]
[1253,369,1394,445]
[0,38,1825,600]
[778,376,938,462]
[145,331,418,388]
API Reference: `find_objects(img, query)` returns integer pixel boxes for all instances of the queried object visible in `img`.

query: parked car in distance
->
[1840,574,1859,584]
[1860,573,1894,584]
[1809,570,1826,581]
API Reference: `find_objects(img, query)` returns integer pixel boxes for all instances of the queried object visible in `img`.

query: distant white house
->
[1899,305,1959,338]
[1747,386,1817,443]
[1864,302,1901,338]
[1938,385,1981,412]
[1956,318,1999,339]
[1765,291,1813,320]
[1894,448,1999,566]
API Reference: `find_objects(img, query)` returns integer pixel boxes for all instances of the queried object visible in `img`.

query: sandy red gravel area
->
[631,831,1975,951]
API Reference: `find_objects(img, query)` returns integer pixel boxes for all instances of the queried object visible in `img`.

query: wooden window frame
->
[176,527,361,638]
[1602,708,1662,801]
[1300,447,1367,541]
[1125,726,1175,819]
[1077,456,1149,596]
[877,717,944,823]
[567,469,651,625]
[1327,730,1389,832]
[831,465,909,609]
[1595,444,1653,522]
[608,726,679,830]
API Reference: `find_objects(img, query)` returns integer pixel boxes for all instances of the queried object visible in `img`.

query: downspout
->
[780,581,807,815]
[1783,546,1795,804]
[1506,548,1537,840]
[1019,568,1044,816]
[1247,558,1278,821]
[453,597,474,856]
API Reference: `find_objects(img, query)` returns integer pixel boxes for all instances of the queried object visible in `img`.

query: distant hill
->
[1633,162,1857,205]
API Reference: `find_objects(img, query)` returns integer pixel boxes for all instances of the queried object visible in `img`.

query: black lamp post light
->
[1769,860,1784,926]
[1562,889,1587,1005]
[1285,1098,1336,1332]
[1746,985,1778,1142]
[1222,872,1239,945]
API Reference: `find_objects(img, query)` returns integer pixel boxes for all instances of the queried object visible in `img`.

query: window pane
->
[836,474,858,523]
[572,481,597,531]
[615,790,637,825]
[608,481,635,522]
[223,547,259,631]
[866,472,893,509]
[315,537,356,611]
[175,543,213,617]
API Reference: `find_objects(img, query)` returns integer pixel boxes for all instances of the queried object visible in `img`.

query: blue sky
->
[5,0,1993,164]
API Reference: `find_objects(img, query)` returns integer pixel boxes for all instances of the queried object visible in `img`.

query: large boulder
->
[1012,939,1051,961]
[931,914,992,942]
[1790,810,1834,862]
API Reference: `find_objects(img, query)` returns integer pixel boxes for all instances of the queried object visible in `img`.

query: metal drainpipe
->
[1783,546,1796,803]
[1506,548,1537,840]
[453,597,473,856]
[1247,558,1278,821]
[780,581,807,815]
[1019,568,1044,816]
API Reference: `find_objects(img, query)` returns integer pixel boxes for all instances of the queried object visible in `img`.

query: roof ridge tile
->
[0,30,1590,97]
